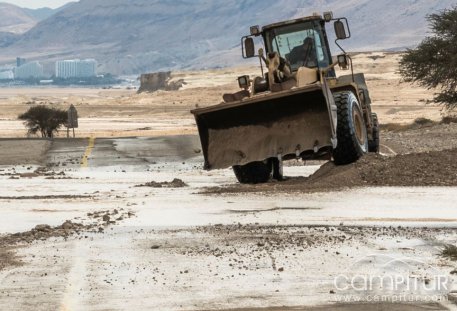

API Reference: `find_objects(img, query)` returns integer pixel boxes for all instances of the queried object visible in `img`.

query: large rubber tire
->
[232,160,272,184]
[368,113,380,153]
[333,91,368,165]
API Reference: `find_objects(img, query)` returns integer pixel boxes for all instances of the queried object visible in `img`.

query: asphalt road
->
[46,135,202,169]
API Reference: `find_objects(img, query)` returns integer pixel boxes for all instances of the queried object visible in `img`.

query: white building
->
[77,59,97,77]
[14,62,44,79]
[55,59,97,78]
[0,70,14,80]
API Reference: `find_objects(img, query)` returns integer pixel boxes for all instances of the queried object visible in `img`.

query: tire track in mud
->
[60,241,89,311]
[379,143,397,156]
[264,240,277,271]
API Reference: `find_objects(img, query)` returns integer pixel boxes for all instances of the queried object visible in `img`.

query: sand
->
[0,139,51,165]
[0,52,445,138]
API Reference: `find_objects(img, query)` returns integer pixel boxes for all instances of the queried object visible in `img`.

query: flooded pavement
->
[1,136,457,310]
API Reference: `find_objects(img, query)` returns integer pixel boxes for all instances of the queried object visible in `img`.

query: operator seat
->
[288,37,316,69]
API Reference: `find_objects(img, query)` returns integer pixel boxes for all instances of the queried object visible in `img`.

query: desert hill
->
[0,0,455,74]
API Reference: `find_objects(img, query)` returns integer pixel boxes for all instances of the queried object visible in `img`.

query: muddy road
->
[204,148,457,195]
[1,124,457,310]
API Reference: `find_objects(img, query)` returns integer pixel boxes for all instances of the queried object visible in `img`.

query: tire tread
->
[333,92,366,165]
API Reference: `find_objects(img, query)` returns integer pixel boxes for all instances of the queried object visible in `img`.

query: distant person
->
[288,37,317,68]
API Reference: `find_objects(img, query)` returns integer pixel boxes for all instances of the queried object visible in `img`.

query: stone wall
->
[138,71,184,93]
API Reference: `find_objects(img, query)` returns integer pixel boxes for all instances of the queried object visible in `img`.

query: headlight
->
[337,54,349,70]
[238,75,250,89]
[323,12,333,22]
[250,26,260,36]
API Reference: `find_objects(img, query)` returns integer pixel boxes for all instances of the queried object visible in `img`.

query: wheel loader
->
[191,12,379,184]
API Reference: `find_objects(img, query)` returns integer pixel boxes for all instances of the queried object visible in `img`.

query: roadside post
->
[67,104,78,138]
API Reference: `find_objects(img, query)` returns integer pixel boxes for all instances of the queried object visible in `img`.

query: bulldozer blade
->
[192,84,336,170]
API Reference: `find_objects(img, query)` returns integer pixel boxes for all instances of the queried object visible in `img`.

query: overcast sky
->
[2,0,76,9]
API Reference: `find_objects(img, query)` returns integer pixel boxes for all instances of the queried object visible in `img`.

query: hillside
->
[0,3,36,34]
[0,0,455,75]
[22,7,56,21]
[0,2,62,47]
[0,2,60,34]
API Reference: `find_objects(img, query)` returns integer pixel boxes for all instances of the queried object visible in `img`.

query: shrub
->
[18,105,67,138]
[399,7,457,110]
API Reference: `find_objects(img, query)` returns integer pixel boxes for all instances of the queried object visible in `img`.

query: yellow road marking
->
[81,136,96,168]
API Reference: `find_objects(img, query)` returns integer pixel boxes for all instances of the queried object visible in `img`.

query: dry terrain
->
[0,52,446,138]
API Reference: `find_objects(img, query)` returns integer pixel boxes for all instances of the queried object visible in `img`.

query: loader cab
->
[262,17,334,75]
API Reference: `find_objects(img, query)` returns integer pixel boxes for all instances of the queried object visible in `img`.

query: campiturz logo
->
[332,254,450,303]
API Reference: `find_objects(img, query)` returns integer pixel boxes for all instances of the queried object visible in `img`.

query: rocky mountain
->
[22,7,56,21]
[0,2,63,48]
[0,3,36,34]
[0,0,455,75]
[0,2,61,33]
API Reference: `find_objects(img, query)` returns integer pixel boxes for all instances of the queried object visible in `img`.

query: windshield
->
[264,21,331,72]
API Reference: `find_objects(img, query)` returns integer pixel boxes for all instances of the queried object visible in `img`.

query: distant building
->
[14,62,44,79]
[55,60,77,78]
[55,59,97,78]
[16,57,26,67]
[77,59,97,77]
[0,70,14,80]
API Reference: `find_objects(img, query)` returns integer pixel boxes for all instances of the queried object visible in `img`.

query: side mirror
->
[334,20,348,40]
[244,37,255,58]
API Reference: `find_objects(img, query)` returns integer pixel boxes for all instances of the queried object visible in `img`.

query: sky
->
[1,0,76,9]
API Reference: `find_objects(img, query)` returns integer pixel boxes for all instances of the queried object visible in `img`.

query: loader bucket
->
[192,84,336,170]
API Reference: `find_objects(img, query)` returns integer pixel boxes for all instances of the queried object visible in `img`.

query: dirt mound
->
[382,122,457,155]
[0,194,93,200]
[0,208,136,271]
[381,116,457,133]
[203,148,457,194]
[0,221,87,246]
[0,209,135,247]
[136,178,188,188]
[356,149,457,187]
[1,166,72,180]
[0,247,21,271]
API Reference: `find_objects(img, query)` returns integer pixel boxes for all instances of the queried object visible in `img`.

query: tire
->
[232,160,272,184]
[333,91,368,165]
[368,113,380,153]
[271,157,284,181]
